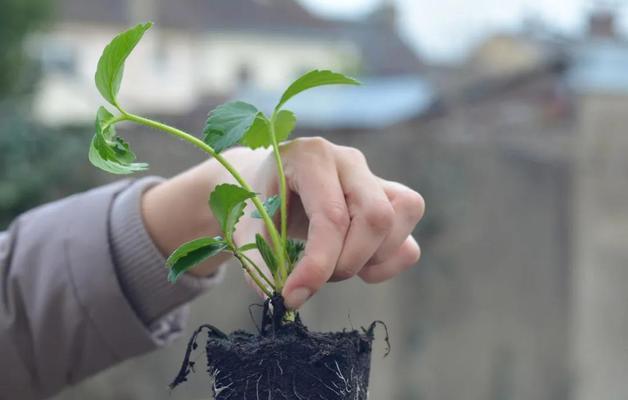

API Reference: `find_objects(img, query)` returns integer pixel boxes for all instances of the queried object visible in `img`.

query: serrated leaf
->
[209,183,256,242]
[251,195,280,219]
[166,236,227,283]
[286,238,306,267]
[275,69,361,110]
[255,234,278,276]
[274,110,297,142]
[203,101,262,153]
[88,106,148,174]
[95,22,152,105]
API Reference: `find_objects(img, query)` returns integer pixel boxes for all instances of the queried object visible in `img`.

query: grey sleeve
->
[0,179,223,400]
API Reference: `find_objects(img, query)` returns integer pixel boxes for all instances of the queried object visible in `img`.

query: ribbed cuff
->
[109,177,224,326]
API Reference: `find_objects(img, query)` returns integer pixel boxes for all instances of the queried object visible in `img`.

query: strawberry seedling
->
[89,22,383,400]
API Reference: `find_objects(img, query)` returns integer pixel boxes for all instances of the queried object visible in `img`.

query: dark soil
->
[170,295,387,399]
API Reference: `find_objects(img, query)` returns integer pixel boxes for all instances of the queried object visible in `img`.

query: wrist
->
[140,147,271,277]
[110,177,224,325]
[141,162,225,277]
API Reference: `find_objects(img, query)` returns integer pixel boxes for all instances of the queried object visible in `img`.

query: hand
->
[234,137,425,309]
[142,137,425,309]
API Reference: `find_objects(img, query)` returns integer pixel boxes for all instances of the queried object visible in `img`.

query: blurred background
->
[1,0,628,399]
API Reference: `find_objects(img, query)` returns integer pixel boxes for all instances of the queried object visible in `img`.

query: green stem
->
[102,114,126,131]
[239,251,275,289]
[234,253,272,297]
[121,112,285,288]
[284,310,296,322]
[269,112,289,282]
[113,100,125,116]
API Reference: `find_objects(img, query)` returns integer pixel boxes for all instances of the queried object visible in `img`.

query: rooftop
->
[53,0,421,76]
[236,75,436,130]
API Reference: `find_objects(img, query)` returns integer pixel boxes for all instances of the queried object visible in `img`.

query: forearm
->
[0,181,151,399]
[0,179,224,399]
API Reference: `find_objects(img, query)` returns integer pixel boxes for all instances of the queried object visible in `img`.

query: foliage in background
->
[0,0,52,96]
[0,103,91,229]
[0,0,91,229]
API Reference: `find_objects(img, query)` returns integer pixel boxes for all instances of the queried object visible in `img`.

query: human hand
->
[142,137,424,309]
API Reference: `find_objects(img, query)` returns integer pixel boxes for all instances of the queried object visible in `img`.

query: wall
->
[572,93,628,400]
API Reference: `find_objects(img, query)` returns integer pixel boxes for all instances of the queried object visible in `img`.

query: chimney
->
[588,9,616,38]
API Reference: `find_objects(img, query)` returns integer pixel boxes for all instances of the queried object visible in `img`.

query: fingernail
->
[285,287,312,309]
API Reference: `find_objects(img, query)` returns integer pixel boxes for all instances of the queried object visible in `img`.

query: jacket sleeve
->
[0,178,223,400]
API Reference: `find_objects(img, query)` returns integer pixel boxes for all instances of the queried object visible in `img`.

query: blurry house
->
[32,0,427,127]
[469,33,560,79]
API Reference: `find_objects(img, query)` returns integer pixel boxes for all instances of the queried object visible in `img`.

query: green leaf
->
[209,183,256,242]
[286,238,305,267]
[274,110,297,142]
[238,243,257,252]
[203,101,262,153]
[88,107,148,174]
[240,114,271,150]
[275,69,361,110]
[166,236,228,283]
[240,110,295,150]
[255,234,278,276]
[95,22,152,105]
[251,195,280,219]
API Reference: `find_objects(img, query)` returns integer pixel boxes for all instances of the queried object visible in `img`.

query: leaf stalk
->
[234,253,273,298]
[238,251,275,290]
[269,111,289,283]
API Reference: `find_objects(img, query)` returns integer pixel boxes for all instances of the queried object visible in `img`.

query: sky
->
[299,0,627,63]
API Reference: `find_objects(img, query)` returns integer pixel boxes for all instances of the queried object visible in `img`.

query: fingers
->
[282,139,350,309]
[279,138,425,309]
[359,236,421,283]
[331,147,394,281]
[369,180,425,264]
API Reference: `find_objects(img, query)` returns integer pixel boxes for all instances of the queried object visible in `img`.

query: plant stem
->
[121,112,286,289]
[284,310,296,322]
[269,112,289,282]
[234,253,273,298]
[102,114,126,131]
[239,251,275,289]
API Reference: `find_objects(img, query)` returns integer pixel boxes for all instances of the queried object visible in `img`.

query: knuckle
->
[398,190,425,221]
[364,201,395,233]
[321,202,350,231]
[342,146,366,164]
[305,136,333,154]
[290,137,334,165]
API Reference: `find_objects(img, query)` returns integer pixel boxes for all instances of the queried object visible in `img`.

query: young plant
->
[89,22,360,317]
